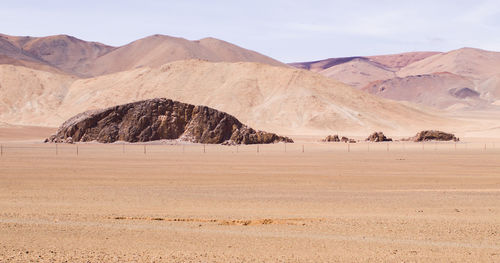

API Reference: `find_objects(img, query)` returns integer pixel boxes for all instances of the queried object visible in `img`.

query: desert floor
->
[0,127,499,262]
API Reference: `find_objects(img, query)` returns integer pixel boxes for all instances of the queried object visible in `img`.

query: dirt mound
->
[410,130,459,142]
[366,132,392,142]
[46,98,293,144]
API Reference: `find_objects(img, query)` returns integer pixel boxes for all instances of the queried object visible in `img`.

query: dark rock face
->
[366,132,392,142]
[322,135,340,142]
[322,135,356,143]
[412,130,459,142]
[46,98,293,144]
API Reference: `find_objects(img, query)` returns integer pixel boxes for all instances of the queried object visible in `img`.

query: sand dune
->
[0,61,451,136]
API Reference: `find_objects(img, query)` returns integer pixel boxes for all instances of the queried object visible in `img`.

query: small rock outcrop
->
[322,135,340,142]
[322,135,356,143]
[411,130,459,142]
[366,132,392,142]
[46,98,293,144]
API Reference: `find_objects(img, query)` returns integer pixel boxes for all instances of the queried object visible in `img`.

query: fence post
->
[348,143,350,152]
[203,144,206,153]
[144,145,146,155]
[56,144,58,155]
[122,143,125,154]
[257,145,259,153]
[76,145,79,156]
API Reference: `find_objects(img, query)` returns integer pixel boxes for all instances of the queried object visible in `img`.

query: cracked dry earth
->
[0,135,499,262]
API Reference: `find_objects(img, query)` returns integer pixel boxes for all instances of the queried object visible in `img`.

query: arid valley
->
[2,1,500,262]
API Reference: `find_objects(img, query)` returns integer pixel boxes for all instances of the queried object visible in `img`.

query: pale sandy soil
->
[0,128,499,262]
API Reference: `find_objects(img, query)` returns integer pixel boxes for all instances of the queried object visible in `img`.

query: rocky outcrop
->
[322,135,356,143]
[322,135,340,142]
[46,98,293,144]
[410,130,459,142]
[366,132,392,142]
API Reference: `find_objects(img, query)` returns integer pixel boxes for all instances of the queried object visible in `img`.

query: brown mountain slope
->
[0,61,452,135]
[0,34,115,77]
[362,72,488,110]
[289,51,439,73]
[85,35,286,76]
[0,33,286,77]
[398,48,500,79]
[318,58,395,88]
[397,48,500,102]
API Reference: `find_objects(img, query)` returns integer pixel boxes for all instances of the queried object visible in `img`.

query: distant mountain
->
[0,33,286,77]
[291,49,500,110]
[0,34,115,77]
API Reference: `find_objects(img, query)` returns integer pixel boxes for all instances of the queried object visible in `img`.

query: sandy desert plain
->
[0,126,499,262]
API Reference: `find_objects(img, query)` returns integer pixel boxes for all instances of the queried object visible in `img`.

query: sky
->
[1,0,500,62]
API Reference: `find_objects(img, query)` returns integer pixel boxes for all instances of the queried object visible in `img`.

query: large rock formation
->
[411,130,459,142]
[46,98,293,144]
[366,132,392,142]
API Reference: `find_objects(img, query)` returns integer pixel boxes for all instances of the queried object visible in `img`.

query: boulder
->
[411,130,459,142]
[322,135,340,142]
[45,98,293,144]
[366,132,392,142]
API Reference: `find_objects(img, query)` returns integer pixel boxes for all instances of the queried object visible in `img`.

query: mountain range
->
[1,33,499,137]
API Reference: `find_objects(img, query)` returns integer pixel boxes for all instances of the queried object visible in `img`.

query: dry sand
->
[0,128,499,262]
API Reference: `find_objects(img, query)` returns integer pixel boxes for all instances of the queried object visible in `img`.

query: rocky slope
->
[46,98,293,144]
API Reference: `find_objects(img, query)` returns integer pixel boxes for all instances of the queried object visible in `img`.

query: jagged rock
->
[411,130,459,142]
[322,135,340,142]
[366,132,392,142]
[45,98,293,144]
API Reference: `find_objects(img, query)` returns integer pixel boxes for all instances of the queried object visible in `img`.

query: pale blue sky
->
[2,0,500,62]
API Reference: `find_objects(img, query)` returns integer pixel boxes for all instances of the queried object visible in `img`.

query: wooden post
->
[56,144,58,155]
[76,145,79,156]
[203,144,206,153]
[144,145,146,155]
[454,142,457,151]
[348,143,350,152]
[122,143,125,154]
[257,145,259,153]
